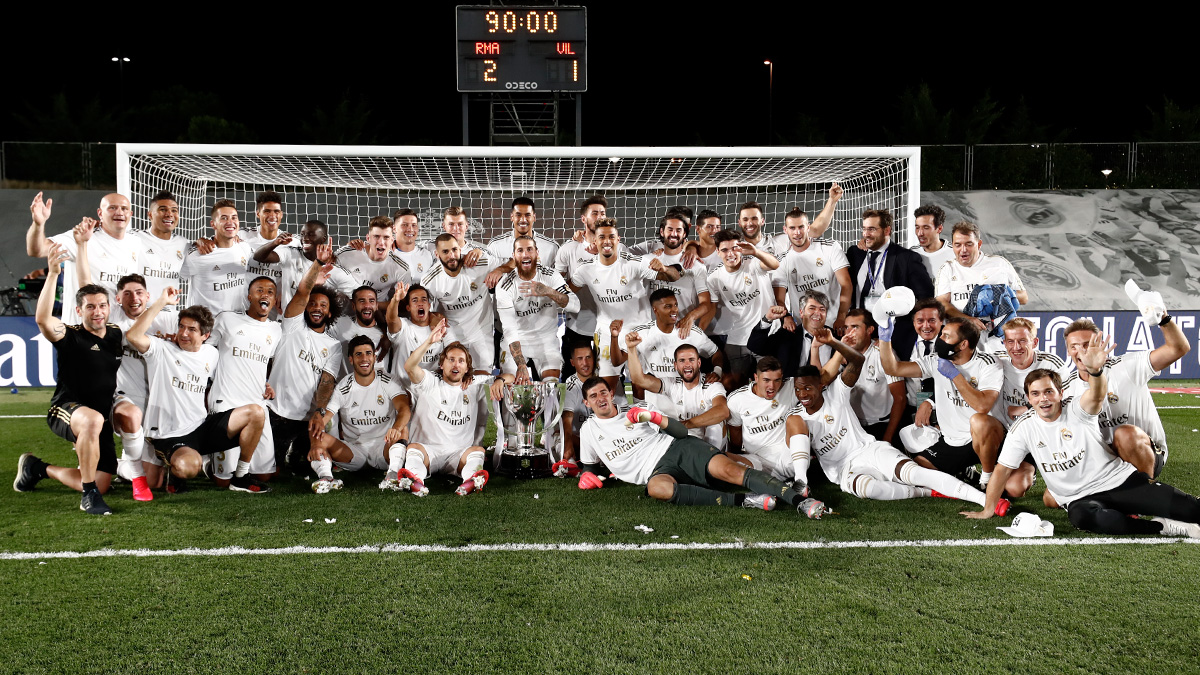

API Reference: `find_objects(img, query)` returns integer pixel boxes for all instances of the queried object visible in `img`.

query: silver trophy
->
[497,382,564,479]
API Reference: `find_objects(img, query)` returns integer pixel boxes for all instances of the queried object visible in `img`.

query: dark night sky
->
[3,5,1195,147]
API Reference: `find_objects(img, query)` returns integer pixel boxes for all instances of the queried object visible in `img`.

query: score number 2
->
[484,60,497,82]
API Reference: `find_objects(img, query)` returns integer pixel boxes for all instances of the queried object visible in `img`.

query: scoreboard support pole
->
[575,93,582,146]
[463,93,470,146]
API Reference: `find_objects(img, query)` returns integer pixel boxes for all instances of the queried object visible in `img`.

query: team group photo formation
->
[14,183,1200,540]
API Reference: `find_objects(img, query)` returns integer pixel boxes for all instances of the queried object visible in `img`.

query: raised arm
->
[285,244,334,319]
[35,243,70,342]
[807,183,844,239]
[1077,332,1115,416]
[815,328,865,387]
[624,331,662,394]
[1150,314,1192,373]
[647,257,682,282]
[744,242,780,271]
[404,318,447,386]
[876,318,923,378]
[127,288,179,354]
[254,232,293,264]
[72,220,95,285]
[26,192,53,258]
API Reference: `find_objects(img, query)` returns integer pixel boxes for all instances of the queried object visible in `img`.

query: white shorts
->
[500,338,564,376]
[334,438,395,472]
[111,393,146,416]
[836,442,909,494]
[594,330,627,378]
[738,444,792,482]
[458,335,495,373]
[412,442,463,475]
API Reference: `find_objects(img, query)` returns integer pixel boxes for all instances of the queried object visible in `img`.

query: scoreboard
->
[456,6,587,92]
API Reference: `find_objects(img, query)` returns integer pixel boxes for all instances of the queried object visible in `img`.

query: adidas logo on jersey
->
[212,266,221,271]
[1037,441,1046,448]
[89,344,100,351]
[237,330,245,336]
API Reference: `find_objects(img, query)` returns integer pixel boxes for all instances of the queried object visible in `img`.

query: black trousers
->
[269,409,311,474]
[1067,472,1200,535]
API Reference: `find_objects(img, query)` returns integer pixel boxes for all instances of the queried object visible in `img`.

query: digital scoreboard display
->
[456,6,587,92]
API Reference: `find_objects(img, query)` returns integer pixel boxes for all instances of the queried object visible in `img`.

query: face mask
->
[934,338,959,359]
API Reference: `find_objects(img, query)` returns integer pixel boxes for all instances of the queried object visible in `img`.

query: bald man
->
[28,191,141,323]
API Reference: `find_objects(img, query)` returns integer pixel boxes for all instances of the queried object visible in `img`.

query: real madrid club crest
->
[1060,428,1073,441]
[265,335,272,345]
[381,274,389,283]
[321,347,328,358]
[868,365,876,378]
[470,281,478,292]
[204,363,210,372]
[824,414,834,425]
[131,251,137,261]
[240,257,247,266]
[969,377,978,387]
[816,257,824,267]
[463,393,470,404]
[176,250,183,260]
[417,263,424,272]
[771,400,778,408]
[377,395,385,406]
[1107,391,1119,403]
[744,275,752,286]
[620,275,627,285]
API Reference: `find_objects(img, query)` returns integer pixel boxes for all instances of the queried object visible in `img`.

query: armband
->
[1159,314,1173,326]
[711,366,723,378]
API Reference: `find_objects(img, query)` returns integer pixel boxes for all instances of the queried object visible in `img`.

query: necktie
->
[921,340,935,392]
[860,250,881,306]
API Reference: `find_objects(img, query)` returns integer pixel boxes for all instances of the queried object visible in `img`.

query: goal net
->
[116,145,921,249]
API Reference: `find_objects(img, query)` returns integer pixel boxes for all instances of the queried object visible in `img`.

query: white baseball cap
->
[996,512,1054,538]
[898,423,940,453]
[870,285,917,326]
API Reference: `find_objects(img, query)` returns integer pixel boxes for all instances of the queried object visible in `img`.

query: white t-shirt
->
[267,314,341,420]
[388,320,460,390]
[554,240,627,335]
[580,411,673,485]
[407,373,493,449]
[132,230,188,304]
[207,311,281,414]
[771,239,849,322]
[656,377,727,448]
[111,309,176,408]
[935,253,1026,314]
[495,265,576,349]
[330,316,386,379]
[141,338,218,439]
[850,343,903,426]
[486,232,560,274]
[421,257,499,343]
[243,229,287,288]
[911,240,954,281]
[563,374,632,437]
[646,251,710,320]
[570,253,660,336]
[915,349,1003,446]
[991,350,1072,429]
[999,399,1136,505]
[1062,351,1166,454]
[620,321,718,382]
[394,246,437,285]
[329,248,409,302]
[727,379,798,453]
[327,369,406,450]
[797,378,878,483]
[707,262,774,346]
[50,228,141,323]
[269,243,312,310]
[178,242,255,314]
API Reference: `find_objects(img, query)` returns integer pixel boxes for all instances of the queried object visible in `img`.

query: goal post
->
[116,144,922,248]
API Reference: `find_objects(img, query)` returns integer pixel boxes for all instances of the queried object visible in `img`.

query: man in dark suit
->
[845,209,933,352]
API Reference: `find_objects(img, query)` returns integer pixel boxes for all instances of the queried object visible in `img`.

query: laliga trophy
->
[498,381,564,479]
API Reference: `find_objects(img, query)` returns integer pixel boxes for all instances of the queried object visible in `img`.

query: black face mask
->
[934,338,959,359]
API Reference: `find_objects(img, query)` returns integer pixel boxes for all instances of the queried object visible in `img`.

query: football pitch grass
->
[2,386,1198,674]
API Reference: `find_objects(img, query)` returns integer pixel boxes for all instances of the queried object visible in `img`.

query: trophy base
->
[497,449,553,479]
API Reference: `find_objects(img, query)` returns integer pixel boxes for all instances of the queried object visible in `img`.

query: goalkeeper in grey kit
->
[577,375,827,516]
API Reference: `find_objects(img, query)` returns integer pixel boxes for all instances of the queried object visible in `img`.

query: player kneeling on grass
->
[962,333,1200,538]
[577,376,827,517]
[391,319,511,497]
[127,288,272,494]
[306,335,412,494]
[788,365,1007,513]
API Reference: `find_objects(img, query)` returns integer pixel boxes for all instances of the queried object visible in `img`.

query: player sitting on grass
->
[963,332,1200,538]
[306,336,411,494]
[15,243,123,515]
[577,376,828,517]
[391,320,510,497]
[788,364,1005,511]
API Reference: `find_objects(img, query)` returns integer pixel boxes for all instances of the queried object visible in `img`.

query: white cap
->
[996,512,1054,538]
[870,285,917,326]
[898,423,940,453]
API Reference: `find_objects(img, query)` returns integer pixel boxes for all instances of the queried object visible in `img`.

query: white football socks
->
[311,457,333,480]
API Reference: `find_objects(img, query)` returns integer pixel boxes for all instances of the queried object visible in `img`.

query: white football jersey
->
[267,314,341,420]
[991,349,1072,429]
[620,321,718,388]
[1062,351,1166,454]
[394,246,436,285]
[727,378,798,453]
[796,378,878,483]
[656,377,726,448]
[563,373,632,437]
[935,253,1026,313]
[850,343,903,426]
[707,262,774,346]
[327,369,406,450]
[554,239,627,335]
[771,238,849,322]
[915,349,1003,446]
[388,320,460,390]
[207,311,281,413]
[111,309,176,408]
[132,230,188,304]
[647,250,710,319]
[329,248,409,302]
[486,232,560,274]
[570,253,660,333]
[495,265,576,349]
[178,242,255,314]
[911,240,955,280]
[999,398,1136,505]
[580,411,673,485]
[330,316,386,379]
[243,229,287,288]
[141,338,218,439]
[407,373,493,449]
[268,243,312,309]
[422,258,499,343]
[50,228,141,323]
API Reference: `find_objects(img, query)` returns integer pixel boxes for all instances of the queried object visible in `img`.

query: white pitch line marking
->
[1,537,1195,561]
